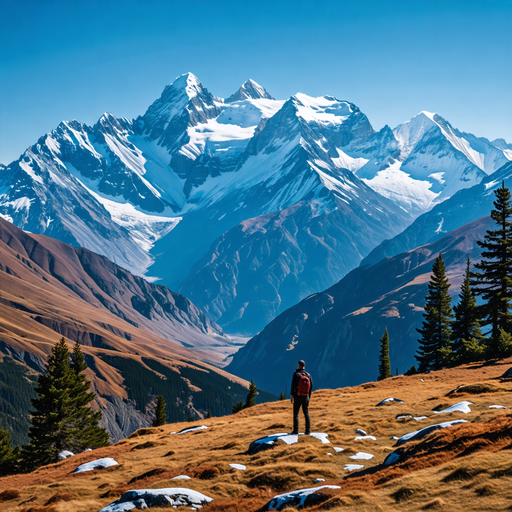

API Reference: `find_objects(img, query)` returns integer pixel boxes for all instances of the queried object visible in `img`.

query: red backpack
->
[297,372,311,396]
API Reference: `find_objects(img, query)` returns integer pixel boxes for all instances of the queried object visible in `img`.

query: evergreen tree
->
[0,428,15,477]
[26,338,108,469]
[244,379,257,408]
[206,410,212,419]
[452,256,483,363]
[279,391,286,400]
[378,328,392,380]
[187,414,195,422]
[232,401,244,414]
[472,181,512,355]
[496,329,512,358]
[416,253,454,372]
[69,342,109,450]
[153,395,167,427]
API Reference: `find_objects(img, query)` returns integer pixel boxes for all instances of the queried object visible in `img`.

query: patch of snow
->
[174,425,208,435]
[171,475,191,480]
[314,478,325,483]
[19,159,44,184]
[376,397,404,406]
[265,485,341,511]
[414,416,428,421]
[333,447,344,453]
[248,432,329,455]
[435,217,444,234]
[0,213,13,223]
[76,179,181,253]
[433,401,473,414]
[325,452,332,455]
[99,488,213,512]
[355,435,377,441]
[396,414,412,420]
[396,420,468,446]
[489,405,506,409]
[58,450,74,461]
[309,432,330,444]
[229,464,246,470]
[332,149,368,173]
[74,457,118,473]
[356,429,367,436]
[344,464,364,472]
[428,172,445,185]
[349,452,374,460]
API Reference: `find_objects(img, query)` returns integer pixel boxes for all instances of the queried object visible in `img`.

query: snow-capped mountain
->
[362,160,512,266]
[1,73,510,334]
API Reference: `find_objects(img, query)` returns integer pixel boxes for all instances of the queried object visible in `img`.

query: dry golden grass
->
[1,357,512,511]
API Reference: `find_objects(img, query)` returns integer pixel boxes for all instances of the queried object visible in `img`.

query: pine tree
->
[25,338,108,469]
[496,329,512,358]
[0,428,15,477]
[153,395,167,427]
[232,401,244,414]
[416,253,454,372]
[472,181,512,355]
[378,328,392,380]
[452,256,483,363]
[187,414,195,422]
[279,391,286,400]
[206,410,212,419]
[69,341,109,450]
[244,379,257,408]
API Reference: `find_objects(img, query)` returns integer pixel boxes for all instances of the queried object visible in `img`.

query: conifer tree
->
[153,395,167,427]
[472,181,512,355]
[69,341,109,450]
[378,328,392,380]
[26,338,108,469]
[0,428,15,477]
[232,401,244,414]
[416,253,454,372]
[452,256,483,363]
[279,391,286,400]
[244,379,257,408]
[206,410,212,419]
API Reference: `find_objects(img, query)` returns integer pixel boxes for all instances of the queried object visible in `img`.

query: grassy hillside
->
[1,357,511,511]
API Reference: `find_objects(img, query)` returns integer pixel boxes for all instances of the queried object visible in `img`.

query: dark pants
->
[293,395,310,434]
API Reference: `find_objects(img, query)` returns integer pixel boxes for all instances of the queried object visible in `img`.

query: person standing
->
[290,360,313,435]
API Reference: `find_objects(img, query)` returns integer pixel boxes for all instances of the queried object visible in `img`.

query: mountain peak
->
[170,72,204,100]
[225,79,274,102]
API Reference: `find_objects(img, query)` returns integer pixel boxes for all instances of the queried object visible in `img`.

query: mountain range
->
[2,73,509,334]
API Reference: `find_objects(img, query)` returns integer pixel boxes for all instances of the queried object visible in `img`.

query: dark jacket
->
[291,369,313,398]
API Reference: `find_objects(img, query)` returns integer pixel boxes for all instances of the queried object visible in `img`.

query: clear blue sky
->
[1,0,511,164]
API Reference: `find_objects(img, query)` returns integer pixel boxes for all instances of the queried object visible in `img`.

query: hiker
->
[291,360,313,435]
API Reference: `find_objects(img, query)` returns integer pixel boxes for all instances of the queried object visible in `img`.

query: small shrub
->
[131,441,156,450]
[0,489,20,501]
[442,467,486,482]
[45,493,75,505]
[391,486,417,503]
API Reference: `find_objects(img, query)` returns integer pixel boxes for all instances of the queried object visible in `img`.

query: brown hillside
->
[2,358,511,511]
[0,217,250,439]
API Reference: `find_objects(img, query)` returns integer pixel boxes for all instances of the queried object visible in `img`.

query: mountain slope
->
[363,160,512,266]
[0,218,261,441]
[1,358,511,512]
[227,216,491,393]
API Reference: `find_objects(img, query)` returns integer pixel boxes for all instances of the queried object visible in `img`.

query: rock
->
[75,458,118,473]
[262,485,341,510]
[376,398,404,406]
[395,420,468,446]
[98,488,213,512]
[433,401,473,414]
[58,451,74,461]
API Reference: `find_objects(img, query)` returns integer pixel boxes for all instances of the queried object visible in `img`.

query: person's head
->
[298,360,305,369]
